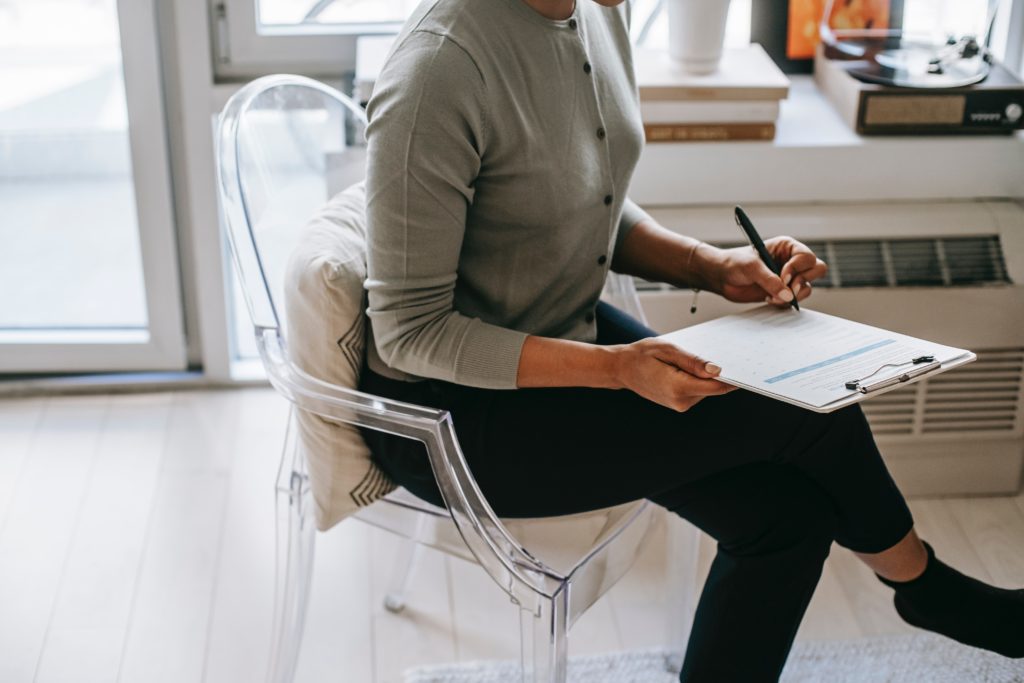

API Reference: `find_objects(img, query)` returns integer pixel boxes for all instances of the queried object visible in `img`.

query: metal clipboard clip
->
[844,355,942,394]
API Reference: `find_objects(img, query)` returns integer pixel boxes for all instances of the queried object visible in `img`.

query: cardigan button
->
[585,311,595,323]
[596,127,606,140]
[583,62,592,74]
[568,18,577,29]
[597,255,607,265]
[603,194,613,206]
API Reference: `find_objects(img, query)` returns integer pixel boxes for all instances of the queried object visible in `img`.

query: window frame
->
[212,0,404,77]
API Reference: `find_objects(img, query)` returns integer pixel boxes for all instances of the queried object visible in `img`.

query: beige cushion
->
[283,181,396,531]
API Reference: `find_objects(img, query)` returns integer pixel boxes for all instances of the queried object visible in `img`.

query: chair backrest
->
[216,75,659,606]
[217,75,368,339]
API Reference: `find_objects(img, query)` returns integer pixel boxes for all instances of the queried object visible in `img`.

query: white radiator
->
[640,199,1024,496]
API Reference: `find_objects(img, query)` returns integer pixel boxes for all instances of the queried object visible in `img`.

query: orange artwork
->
[787,0,892,59]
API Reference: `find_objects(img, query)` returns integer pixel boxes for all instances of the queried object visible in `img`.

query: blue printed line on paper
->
[764,339,897,384]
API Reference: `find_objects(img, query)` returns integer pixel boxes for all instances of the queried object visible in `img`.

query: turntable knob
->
[1006,103,1023,123]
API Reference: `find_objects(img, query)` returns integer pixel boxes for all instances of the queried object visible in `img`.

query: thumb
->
[657,343,721,379]
[750,260,794,303]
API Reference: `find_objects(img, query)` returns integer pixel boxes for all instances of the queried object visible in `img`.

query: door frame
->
[0,0,187,374]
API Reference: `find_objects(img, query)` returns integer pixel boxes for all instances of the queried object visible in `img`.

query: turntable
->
[814,0,1024,134]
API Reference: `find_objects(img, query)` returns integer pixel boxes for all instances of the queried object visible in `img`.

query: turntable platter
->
[822,32,991,89]
[844,44,990,88]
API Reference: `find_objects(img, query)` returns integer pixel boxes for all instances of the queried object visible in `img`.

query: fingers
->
[664,373,737,412]
[780,255,827,288]
[750,259,794,304]
[791,275,813,301]
[776,236,828,290]
[778,251,816,283]
[653,341,721,379]
[676,374,736,396]
[767,238,826,305]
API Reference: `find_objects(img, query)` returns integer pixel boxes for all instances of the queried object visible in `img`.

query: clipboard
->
[725,351,977,414]
[660,307,976,414]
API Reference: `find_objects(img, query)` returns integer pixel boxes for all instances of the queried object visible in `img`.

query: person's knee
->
[721,474,837,559]
[788,402,878,476]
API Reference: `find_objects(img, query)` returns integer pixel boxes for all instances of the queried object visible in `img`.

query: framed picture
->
[751,0,904,74]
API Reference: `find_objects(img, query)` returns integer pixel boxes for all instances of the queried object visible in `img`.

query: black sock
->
[876,542,1024,658]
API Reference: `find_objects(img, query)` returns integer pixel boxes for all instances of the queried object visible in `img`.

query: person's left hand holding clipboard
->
[711,235,829,307]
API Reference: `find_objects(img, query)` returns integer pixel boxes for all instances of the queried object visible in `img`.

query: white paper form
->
[660,307,975,411]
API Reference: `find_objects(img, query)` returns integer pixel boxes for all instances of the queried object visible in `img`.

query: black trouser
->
[359,302,914,682]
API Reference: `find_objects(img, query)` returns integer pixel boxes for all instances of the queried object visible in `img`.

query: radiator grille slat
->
[640,235,1011,290]
[919,348,1024,436]
[862,386,917,435]
[855,349,1022,437]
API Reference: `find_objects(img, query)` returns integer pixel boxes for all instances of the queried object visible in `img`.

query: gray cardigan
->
[365,0,651,388]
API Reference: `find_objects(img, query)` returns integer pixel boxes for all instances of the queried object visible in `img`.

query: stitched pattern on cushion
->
[350,463,396,507]
[335,299,366,376]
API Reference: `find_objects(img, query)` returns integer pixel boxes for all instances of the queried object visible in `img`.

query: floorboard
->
[117,391,238,683]
[294,521,375,683]
[446,554,521,663]
[946,497,1024,588]
[908,498,993,582]
[0,397,46,533]
[370,529,457,683]
[0,396,110,683]
[203,389,288,683]
[35,394,172,683]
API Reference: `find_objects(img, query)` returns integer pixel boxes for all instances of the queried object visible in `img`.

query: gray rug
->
[404,635,1024,683]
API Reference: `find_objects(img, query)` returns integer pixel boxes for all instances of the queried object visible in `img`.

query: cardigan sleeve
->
[364,31,528,389]
[613,197,654,257]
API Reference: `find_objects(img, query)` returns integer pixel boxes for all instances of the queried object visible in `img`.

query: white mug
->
[667,0,732,74]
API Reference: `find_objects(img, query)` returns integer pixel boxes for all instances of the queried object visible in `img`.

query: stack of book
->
[634,44,790,142]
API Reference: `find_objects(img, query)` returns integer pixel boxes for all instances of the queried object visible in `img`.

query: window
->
[258,0,419,28]
[0,0,186,373]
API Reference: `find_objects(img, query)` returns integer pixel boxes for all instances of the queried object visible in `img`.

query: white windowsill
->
[632,76,1024,207]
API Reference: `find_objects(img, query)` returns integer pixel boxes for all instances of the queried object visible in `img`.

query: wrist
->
[687,241,728,294]
[599,345,627,390]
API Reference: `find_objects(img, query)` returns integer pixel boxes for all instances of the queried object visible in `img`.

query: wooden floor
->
[1,388,1022,683]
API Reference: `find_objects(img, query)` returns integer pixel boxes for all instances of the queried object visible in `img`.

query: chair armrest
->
[255,327,567,606]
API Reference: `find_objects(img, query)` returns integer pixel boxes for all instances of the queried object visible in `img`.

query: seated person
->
[358,0,1024,679]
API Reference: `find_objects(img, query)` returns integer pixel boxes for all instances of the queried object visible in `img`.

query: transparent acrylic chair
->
[216,75,699,683]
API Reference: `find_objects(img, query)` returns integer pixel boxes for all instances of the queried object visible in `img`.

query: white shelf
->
[631,76,1024,206]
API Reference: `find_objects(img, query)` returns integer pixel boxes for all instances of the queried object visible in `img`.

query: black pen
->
[734,206,799,311]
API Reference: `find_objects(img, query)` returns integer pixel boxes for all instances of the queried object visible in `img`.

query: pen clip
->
[845,355,936,391]
[854,360,942,394]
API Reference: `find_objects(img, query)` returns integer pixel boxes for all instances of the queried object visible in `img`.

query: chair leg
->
[266,470,317,683]
[519,588,568,683]
[665,511,701,675]
[384,539,423,613]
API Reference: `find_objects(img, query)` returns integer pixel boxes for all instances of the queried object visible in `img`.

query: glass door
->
[0,0,185,373]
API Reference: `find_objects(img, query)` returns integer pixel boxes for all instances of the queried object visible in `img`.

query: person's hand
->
[713,236,828,306]
[610,338,736,412]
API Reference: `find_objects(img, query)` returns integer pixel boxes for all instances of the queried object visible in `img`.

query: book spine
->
[644,123,776,142]
[639,86,789,102]
[640,100,780,124]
